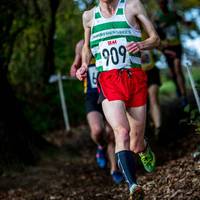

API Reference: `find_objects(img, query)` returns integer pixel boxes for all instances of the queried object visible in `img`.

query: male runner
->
[141,50,162,139]
[76,0,160,199]
[155,0,187,107]
[70,39,123,184]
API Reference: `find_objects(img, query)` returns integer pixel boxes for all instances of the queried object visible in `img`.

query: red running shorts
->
[97,68,147,107]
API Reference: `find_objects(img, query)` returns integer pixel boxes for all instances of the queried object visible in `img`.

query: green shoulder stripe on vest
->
[95,12,101,19]
[120,0,125,3]
[92,21,130,34]
[90,35,141,48]
[116,8,123,15]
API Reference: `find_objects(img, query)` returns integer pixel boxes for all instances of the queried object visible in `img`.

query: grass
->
[159,66,200,99]
[159,80,176,95]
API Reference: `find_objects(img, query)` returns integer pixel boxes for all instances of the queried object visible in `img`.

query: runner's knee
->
[90,125,103,139]
[114,126,130,145]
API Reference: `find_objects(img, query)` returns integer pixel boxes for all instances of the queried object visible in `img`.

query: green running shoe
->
[129,184,144,200]
[139,145,156,173]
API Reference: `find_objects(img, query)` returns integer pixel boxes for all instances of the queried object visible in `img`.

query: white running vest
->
[90,0,142,72]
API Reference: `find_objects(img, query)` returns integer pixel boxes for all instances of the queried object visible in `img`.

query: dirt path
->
[0,124,200,200]
[0,97,200,200]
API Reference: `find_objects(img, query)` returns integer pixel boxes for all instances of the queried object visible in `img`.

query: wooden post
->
[57,72,70,132]
[185,63,200,113]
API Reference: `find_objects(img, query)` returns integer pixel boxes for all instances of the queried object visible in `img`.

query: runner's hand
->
[76,63,87,81]
[126,42,141,54]
[70,64,77,77]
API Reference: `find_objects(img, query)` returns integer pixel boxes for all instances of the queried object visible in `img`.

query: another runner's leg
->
[87,111,107,168]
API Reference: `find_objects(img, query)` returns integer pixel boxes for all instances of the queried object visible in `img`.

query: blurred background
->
[0,0,200,199]
[1,0,199,132]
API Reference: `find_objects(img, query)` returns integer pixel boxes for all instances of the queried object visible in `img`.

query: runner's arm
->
[70,40,84,77]
[82,11,92,68]
[135,0,160,50]
[76,10,93,81]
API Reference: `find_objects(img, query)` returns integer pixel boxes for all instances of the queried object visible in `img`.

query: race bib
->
[99,38,130,71]
[88,64,98,88]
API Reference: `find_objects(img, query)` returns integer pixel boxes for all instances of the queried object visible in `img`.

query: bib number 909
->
[102,45,126,66]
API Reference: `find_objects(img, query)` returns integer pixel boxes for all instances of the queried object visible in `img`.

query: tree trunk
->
[43,0,60,83]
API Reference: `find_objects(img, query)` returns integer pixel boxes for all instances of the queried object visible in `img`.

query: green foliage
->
[8,0,85,89]
[18,80,86,134]
[184,105,200,134]
[63,80,86,126]
[186,67,200,83]
[144,0,199,11]
[55,0,84,73]
[7,0,87,133]
[2,0,199,134]
[195,123,200,134]
[176,0,199,10]
[9,26,44,87]
[159,80,176,95]
[185,70,200,134]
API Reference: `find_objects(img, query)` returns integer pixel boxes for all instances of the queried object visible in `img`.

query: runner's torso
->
[157,10,181,46]
[90,0,142,72]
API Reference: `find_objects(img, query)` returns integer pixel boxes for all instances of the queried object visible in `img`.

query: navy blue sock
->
[115,150,137,189]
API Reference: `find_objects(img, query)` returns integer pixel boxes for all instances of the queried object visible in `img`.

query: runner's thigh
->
[102,99,129,131]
